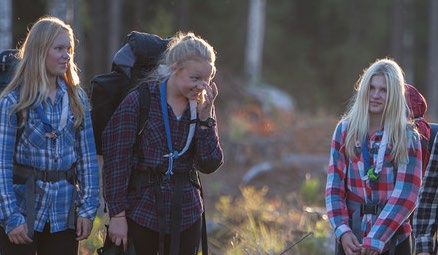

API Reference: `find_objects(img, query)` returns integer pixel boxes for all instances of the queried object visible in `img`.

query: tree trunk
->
[0,0,13,49]
[401,0,415,83]
[90,0,110,73]
[47,0,71,22]
[390,0,403,60]
[72,0,85,88]
[390,0,415,83]
[108,0,122,62]
[245,0,266,85]
[426,0,438,119]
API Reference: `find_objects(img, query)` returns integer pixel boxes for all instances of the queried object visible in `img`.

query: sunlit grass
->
[208,185,331,255]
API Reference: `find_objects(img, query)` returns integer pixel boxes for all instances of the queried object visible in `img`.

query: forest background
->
[1,0,438,254]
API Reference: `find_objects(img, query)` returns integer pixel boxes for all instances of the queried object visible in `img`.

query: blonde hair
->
[343,58,413,166]
[1,16,84,128]
[148,31,216,83]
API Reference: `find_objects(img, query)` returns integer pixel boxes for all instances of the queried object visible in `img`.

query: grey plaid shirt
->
[413,134,438,254]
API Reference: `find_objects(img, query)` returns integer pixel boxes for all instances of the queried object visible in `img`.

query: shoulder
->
[335,119,349,133]
[407,124,420,142]
[76,86,88,104]
[130,80,159,102]
[0,89,20,108]
[330,119,349,143]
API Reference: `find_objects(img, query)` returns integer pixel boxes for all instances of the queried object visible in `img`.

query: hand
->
[197,81,218,121]
[7,223,33,244]
[109,214,128,252]
[340,232,361,255]
[76,217,93,240]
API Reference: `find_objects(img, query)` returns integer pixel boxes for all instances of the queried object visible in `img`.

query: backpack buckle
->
[360,203,378,215]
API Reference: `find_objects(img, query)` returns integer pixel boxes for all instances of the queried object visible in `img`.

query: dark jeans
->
[128,217,201,255]
[335,235,412,255]
[0,224,78,255]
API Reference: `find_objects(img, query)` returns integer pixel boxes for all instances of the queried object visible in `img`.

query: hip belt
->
[12,164,77,238]
[346,199,397,255]
[128,168,200,195]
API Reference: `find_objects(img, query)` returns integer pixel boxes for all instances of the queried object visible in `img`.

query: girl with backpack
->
[102,31,224,254]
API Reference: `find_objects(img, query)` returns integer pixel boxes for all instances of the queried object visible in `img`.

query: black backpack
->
[0,49,19,91]
[89,31,170,155]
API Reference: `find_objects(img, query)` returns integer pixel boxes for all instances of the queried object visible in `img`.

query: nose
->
[63,49,71,60]
[197,81,206,89]
[370,90,380,98]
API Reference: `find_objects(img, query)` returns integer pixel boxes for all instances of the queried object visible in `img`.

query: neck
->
[165,80,188,117]
[369,114,383,134]
[166,78,187,104]
[48,77,58,102]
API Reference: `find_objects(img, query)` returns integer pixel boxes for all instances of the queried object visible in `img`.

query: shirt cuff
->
[5,213,26,234]
[362,237,385,253]
[107,201,127,218]
[335,224,351,239]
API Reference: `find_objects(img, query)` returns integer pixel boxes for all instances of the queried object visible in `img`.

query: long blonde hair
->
[344,58,414,166]
[0,16,84,128]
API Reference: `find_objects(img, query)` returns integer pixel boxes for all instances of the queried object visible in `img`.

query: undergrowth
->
[208,185,331,255]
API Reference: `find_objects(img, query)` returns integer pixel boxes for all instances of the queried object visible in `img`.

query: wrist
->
[111,211,126,218]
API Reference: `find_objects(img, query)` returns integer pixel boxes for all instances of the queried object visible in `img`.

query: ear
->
[170,62,181,72]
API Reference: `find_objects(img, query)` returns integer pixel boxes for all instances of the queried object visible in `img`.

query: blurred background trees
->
[2,1,438,253]
[1,0,438,118]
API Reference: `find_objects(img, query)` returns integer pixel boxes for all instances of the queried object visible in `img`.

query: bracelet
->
[111,214,126,218]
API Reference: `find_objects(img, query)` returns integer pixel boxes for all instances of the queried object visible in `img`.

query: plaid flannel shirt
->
[413,134,438,254]
[0,79,100,234]
[102,82,223,233]
[326,120,422,253]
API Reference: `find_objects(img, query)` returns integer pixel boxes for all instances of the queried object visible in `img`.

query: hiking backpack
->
[0,49,19,91]
[89,31,170,155]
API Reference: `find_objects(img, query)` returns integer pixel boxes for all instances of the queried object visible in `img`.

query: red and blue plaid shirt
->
[102,82,223,233]
[325,120,422,253]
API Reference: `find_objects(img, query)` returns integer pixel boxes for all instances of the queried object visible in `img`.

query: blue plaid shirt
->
[0,79,100,234]
[102,82,223,233]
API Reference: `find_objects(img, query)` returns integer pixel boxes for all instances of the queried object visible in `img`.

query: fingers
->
[8,224,33,244]
[204,81,218,102]
[340,232,361,255]
[108,217,128,251]
[76,217,93,241]
[210,81,218,98]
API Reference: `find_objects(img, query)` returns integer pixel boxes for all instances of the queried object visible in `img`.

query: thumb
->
[351,234,361,247]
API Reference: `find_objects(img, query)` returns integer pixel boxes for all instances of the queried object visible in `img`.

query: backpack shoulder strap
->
[136,82,151,137]
[132,82,151,157]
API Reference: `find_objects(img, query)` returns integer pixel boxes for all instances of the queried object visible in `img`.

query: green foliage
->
[300,176,322,206]
[79,214,108,255]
